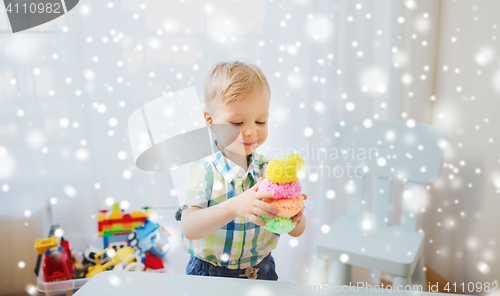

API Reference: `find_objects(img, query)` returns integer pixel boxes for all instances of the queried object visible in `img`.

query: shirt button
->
[237,171,243,178]
[235,237,241,242]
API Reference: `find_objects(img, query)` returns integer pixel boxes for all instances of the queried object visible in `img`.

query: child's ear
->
[204,111,214,130]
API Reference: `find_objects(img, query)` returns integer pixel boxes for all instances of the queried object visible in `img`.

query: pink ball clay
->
[257,179,302,199]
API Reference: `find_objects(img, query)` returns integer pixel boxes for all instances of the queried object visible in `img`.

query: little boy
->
[180,61,306,280]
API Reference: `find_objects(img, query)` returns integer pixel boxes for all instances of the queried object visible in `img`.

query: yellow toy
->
[34,237,59,255]
[85,246,136,278]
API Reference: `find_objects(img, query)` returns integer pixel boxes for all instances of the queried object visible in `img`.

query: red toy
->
[43,240,75,282]
[142,252,164,270]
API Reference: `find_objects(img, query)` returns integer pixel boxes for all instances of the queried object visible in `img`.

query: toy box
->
[34,206,170,296]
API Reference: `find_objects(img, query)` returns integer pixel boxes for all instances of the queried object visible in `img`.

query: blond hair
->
[204,61,270,110]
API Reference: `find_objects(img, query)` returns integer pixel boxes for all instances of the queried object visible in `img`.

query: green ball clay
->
[258,216,297,234]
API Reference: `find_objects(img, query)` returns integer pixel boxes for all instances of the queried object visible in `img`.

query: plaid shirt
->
[181,141,280,269]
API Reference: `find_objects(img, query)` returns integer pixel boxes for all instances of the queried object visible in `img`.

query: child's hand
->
[226,177,278,226]
[291,193,306,223]
[288,193,306,237]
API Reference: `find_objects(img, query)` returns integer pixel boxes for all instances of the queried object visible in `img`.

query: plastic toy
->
[152,226,171,257]
[98,203,151,250]
[81,244,103,265]
[127,220,170,258]
[142,252,164,270]
[33,223,63,278]
[73,254,84,272]
[35,237,59,255]
[113,254,145,271]
[42,239,75,282]
[79,246,136,278]
[257,153,306,234]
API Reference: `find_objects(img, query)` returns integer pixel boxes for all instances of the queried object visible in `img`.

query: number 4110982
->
[443,281,498,293]
[5,2,62,14]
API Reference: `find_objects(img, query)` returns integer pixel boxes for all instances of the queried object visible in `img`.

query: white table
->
[74,271,461,296]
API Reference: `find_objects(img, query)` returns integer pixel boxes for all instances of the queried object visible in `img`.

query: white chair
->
[310,119,446,290]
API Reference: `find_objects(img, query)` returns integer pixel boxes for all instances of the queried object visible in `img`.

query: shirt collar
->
[211,140,260,184]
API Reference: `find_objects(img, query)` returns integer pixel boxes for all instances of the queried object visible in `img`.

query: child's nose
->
[244,128,256,137]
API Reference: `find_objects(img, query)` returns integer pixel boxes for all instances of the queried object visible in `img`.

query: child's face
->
[205,87,270,156]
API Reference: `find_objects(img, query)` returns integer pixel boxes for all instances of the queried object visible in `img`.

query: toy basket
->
[36,254,165,296]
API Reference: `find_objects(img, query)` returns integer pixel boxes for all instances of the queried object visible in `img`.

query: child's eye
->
[256,121,266,125]
[231,122,243,126]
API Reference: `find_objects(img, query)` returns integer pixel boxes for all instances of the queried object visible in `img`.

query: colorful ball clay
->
[257,153,306,234]
[257,179,302,199]
[262,194,305,218]
[258,216,297,234]
[265,154,305,184]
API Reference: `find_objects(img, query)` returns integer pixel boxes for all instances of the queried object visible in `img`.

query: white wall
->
[424,0,500,289]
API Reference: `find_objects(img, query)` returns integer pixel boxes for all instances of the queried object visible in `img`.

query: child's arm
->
[181,177,278,240]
